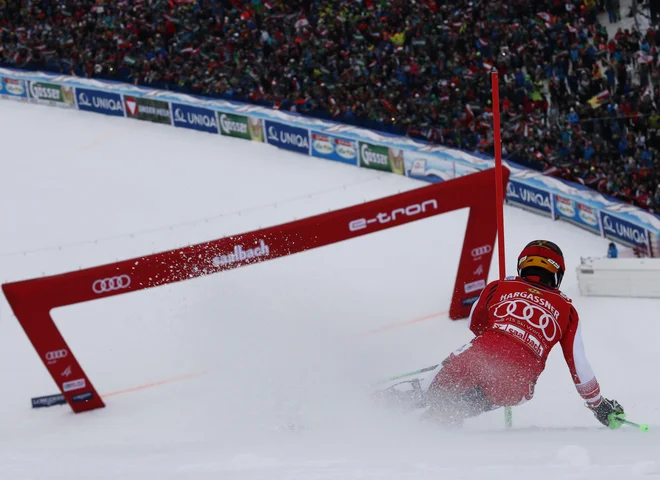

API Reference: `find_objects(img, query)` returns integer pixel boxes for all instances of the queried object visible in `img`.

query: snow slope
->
[1,100,659,479]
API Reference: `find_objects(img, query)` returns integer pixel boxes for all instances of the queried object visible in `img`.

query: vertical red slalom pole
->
[490,69,506,281]
[491,69,512,428]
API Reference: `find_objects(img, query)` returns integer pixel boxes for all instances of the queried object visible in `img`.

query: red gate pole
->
[491,69,506,281]
[491,69,512,429]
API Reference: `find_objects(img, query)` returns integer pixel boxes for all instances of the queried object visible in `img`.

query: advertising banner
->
[75,88,124,117]
[124,96,171,125]
[310,132,358,165]
[218,112,264,141]
[172,103,219,134]
[28,81,75,108]
[359,141,405,175]
[506,180,552,216]
[0,76,28,101]
[265,120,309,154]
[600,211,649,249]
[553,195,600,233]
[403,151,479,182]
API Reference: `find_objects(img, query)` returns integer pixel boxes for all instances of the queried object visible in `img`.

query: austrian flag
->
[478,38,488,48]
[635,51,653,64]
[537,12,553,23]
[588,90,611,108]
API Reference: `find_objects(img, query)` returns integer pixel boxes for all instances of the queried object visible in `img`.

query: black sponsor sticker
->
[461,296,480,307]
[31,393,66,408]
[72,392,94,402]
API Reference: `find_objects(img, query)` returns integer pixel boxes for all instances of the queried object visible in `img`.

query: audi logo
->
[471,245,492,257]
[493,299,561,341]
[45,349,68,361]
[93,275,131,294]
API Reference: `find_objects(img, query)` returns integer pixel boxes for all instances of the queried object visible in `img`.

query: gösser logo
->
[92,275,131,294]
[349,200,438,232]
[471,245,492,258]
[45,350,68,362]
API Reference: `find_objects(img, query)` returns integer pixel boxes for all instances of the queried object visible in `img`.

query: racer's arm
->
[468,280,500,336]
[559,306,602,407]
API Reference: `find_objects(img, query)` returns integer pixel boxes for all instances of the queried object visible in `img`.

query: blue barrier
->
[1,66,658,257]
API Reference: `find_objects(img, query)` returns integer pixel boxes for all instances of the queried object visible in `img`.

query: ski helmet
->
[517,240,565,289]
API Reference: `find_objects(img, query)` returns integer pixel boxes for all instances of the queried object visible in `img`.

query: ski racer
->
[425,240,625,428]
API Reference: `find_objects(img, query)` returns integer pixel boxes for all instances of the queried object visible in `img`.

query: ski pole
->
[619,419,650,432]
[608,413,649,432]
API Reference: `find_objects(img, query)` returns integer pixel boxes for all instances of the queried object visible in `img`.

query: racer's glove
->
[589,398,625,429]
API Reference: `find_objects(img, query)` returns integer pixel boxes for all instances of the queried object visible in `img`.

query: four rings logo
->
[92,275,131,294]
[471,245,492,258]
[493,299,561,341]
[45,349,68,364]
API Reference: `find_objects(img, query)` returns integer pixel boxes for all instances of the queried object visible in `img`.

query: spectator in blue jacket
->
[607,242,619,258]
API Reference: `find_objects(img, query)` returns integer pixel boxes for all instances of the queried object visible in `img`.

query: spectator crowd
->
[1,0,659,213]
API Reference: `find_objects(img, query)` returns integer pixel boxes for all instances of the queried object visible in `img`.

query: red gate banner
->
[2,167,508,413]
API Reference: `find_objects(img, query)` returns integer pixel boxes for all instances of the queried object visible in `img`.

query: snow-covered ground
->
[1,100,659,479]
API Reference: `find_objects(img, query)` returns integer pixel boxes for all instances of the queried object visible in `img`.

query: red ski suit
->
[429,277,602,408]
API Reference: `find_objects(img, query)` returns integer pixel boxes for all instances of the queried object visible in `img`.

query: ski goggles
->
[517,245,565,273]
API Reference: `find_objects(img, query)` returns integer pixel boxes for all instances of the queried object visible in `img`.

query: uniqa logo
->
[349,200,438,232]
[92,275,131,294]
[78,92,123,112]
[602,215,646,243]
[174,108,218,128]
[268,126,308,148]
[507,184,551,209]
[78,92,93,107]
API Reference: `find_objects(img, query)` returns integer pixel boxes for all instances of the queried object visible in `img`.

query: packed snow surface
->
[1,100,658,479]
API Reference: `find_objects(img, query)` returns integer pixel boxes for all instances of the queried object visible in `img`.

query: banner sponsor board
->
[553,194,600,233]
[506,180,552,216]
[265,120,309,154]
[359,142,405,175]
[124,96,171,125]
[172,103,219,134]
[218,112,264,141]
[600,211,649,249]
[310,132,358,165]
[28,81,75,108]
[2,68,659,259]
[0,76,27,100]
[403,151,479,182]
[75,88,124,117]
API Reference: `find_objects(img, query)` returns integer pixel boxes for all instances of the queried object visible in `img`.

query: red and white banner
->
[2,168,507,413]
